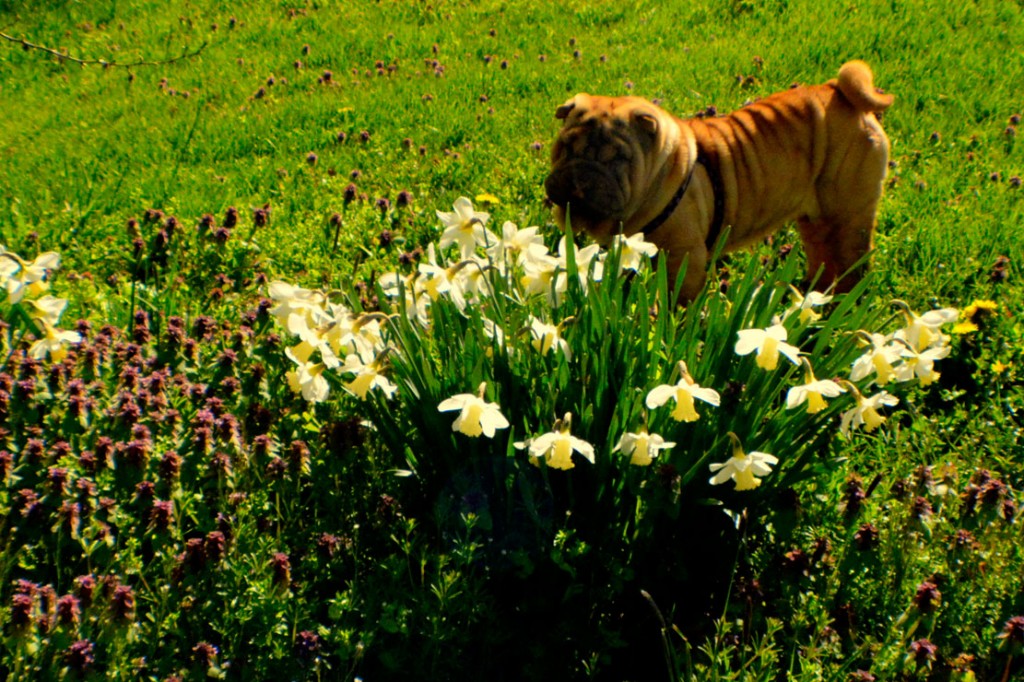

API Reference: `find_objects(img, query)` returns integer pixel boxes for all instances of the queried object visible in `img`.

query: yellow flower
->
[613,429,675,466]
[839,382,899,436]
[474,192,501,205]
[735,320,802,370]
[514,413,594,470]
[849,331,902,386]
[708,432,778,491]
[952,321,979,335]
[438,383,510,438]
[786,358,845,413]
[958,299,998,332]
[645,361,721,422]
[892,300,958,352]
[992,361,1010,375]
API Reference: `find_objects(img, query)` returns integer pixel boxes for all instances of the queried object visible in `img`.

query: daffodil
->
[3,251,61,303]
[645,361,721,422]
[485,221,545,266]
[438,382,510,438]
[557,236,604,290]
[515,413,595,470]
[892,300,958,352]
[436,196,496,258]
[28,321,81,363]
[286,359,331,403]
[527,316,571,358]
[417,244,456,300]
[519,245,563,303]
[26,295,70,327]
[708,432,778,491]
[839,382,899,436]
[611,233,659,272]
[339,352,398,400]
[735,319,801,370]
[849,330,902,386]
[786,358,845,413]
[613,428,675,466]
[893,341,950,386]
[783,285,832,324]
[268,281,327,326]
[284,339,337,403]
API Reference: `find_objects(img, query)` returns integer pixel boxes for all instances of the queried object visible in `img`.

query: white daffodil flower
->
[735,319,802,370]
[485,221,545,266]
[645,361,721,422]
[611,233,659,272]
[27,295,70,328]
[849,330,903,386]
[28,322,81,363]
[708,432,778,491]
[613,429,675,466]
[785,358,845,414]
[436,197,496,258]
[515,413,594,470]
[519,245,562,303]
[527,316,571,359]
[839,383,899,436]
[4,251,61,303]
[286,360,331,403]
[267,281,328,327]
[339,353,398,400]
[893,342,950,387]
[892,300,958,352]
[783,285,832,324]
[437,383,510,438]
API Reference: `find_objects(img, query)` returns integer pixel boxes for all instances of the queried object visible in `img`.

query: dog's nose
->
[544,172,570,206]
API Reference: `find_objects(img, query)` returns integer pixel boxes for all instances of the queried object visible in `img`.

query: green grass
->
[1,0,1022,680]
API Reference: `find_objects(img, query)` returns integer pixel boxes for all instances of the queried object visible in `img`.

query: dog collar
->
[639,152,723,241]
[639,158,699,237]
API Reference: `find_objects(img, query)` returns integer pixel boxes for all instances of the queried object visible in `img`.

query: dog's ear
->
[634,111,658,134]
[555,100,577,120]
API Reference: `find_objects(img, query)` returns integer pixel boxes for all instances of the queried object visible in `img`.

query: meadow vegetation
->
[0,0,1022,680]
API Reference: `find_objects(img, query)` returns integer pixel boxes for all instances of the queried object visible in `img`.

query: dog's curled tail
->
[836,60,894,112]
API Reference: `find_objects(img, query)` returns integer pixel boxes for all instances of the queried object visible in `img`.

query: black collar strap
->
[639,152,725,248]
[640,156,699,237]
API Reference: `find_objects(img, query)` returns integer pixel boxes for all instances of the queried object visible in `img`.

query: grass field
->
[1,0,1023,680]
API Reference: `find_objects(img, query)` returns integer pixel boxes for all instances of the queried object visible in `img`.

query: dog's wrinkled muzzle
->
[544,160,626,222]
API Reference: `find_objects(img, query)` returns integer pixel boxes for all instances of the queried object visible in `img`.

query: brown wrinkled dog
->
[544,61,893,300]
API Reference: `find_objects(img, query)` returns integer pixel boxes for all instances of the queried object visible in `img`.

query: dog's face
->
[545,94,677,241]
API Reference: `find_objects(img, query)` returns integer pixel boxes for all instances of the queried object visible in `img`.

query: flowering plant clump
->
[264,197,961,514]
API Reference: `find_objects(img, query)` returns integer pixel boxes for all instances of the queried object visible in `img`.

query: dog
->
[544,61,893,300]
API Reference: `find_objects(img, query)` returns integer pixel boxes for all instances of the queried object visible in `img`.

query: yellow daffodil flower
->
[645,361,721,422]
[839,382,899,436]
[438,383,510,438]
[786,358,845,413]
[436,196,496,258]
[849,330,902,386]
[892,300,958,352]
[735,319,802,370]
[784,285,832,324]
[611,233,659,273]
[515,413,595,470]
[613,428,675,466]
[708,432,778,491]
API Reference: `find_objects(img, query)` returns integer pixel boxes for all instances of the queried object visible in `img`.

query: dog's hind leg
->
[797,201,878,293]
